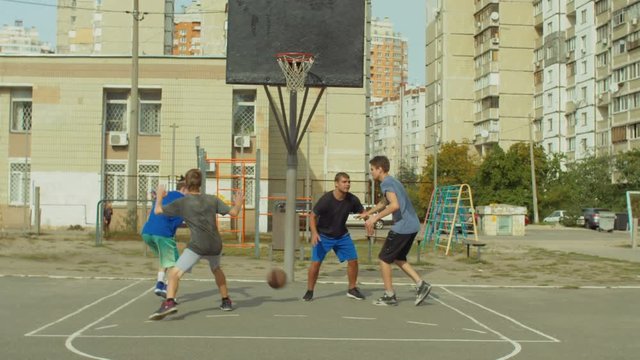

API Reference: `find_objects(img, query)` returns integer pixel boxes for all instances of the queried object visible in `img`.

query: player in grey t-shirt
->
[149,168,243,320]
[364,156,432,307]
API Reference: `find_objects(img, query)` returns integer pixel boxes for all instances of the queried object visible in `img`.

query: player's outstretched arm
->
[154,184,167,215]
[228,192,244,217]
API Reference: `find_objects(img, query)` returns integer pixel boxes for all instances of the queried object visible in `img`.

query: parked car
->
[543,210,566,223]
[581,208,613,230]
[346,205,393,230]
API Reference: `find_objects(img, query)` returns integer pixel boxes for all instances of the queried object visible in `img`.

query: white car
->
[543,210,566,223]
[346,206,393,230]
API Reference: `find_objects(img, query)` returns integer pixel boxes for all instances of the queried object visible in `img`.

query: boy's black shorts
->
[378,231,418,264]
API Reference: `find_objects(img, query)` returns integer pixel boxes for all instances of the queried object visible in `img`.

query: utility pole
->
[433,128,439,190]
[528,114,540,224]
[126,0,144,231]
[170,123,178,189]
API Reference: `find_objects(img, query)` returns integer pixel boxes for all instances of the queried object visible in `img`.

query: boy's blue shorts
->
[311,232,358,263]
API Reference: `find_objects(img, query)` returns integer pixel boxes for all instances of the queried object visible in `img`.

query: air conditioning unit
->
[534,61,541,68]
[109,132,128,146]
[233,135,250,148]
[602,38,608,45]
[476,22,482,28]
[565,52,571,59]
[492,37,499,45]
[598,94,604,100]
[581,48,586,54]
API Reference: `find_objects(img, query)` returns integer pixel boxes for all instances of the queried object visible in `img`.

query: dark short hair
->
[184,169,202,191]
[334,172,350,182]
[369,155,390,173]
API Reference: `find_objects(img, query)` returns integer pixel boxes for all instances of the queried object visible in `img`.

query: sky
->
[0,0,426,84]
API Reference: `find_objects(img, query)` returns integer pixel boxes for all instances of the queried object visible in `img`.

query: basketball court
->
[5,275,639,359]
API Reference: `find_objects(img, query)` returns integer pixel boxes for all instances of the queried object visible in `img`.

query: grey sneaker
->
[220,297,233,311]
[149,299,178,320]
[415,281,432,306]
[373,293,398,306]
[347,287,365,300]
[302,290,314,301]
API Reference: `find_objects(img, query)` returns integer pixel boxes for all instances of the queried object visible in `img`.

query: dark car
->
[581,208,611,230]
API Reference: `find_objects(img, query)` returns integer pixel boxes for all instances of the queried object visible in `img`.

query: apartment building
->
[0,20,52,54]
[56,0,171,55]
[425,0,533,157]
[173,7,202,55]
[370,86,426,173]
[0,55,367,230]
[370,17,409,100]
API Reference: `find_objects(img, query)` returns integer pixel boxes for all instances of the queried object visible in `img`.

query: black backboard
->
[226,0,365,88]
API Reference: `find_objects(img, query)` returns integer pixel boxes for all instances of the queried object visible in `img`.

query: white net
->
[276,53,314,92]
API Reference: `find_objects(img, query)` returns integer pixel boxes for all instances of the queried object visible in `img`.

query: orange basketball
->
[267,268,287,289]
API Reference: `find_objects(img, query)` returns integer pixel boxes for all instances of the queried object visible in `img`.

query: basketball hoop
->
[276,52,315,92]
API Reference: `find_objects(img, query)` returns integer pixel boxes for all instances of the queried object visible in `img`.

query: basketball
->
[267,268,287,289]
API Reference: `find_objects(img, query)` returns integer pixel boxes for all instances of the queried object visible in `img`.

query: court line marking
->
[407,321,438,326]
[441,287,561,343]
[431,294,522,360]
[273,314,308,318]
[26,334,558,343]
[94,325,118,331]
[64,281,148,360]
[4,274,640,289]
[462,328,487,334]
[206,314,240,318]
[24,281,142,337]
[342,316,376,320]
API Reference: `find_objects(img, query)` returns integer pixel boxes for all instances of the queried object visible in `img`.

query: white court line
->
[440,287,561,343]
[94,325,118,331]
[24,281,141,336]
[431,294,523,360]
[64,281,149,360]
[407,321,438,326]
[27,334,558,343]
[273,314,308,318]
[462,328,487,334]
[206,314,240,318]
[342,316,376,320]
[4,274,640,289]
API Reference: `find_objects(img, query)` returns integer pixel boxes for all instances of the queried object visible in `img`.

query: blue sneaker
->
[154,281,167,298]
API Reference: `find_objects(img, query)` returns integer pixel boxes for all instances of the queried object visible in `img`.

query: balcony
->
[596,120,609,131]
[475,85,499,101]
[474,108,499,123]
[597,92,610,106]
[567,0,575,15]
[475,0,499,12]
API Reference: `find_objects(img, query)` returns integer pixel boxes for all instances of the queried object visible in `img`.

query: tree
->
[417,141,480,217]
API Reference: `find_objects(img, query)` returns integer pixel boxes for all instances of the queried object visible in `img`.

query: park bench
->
[461,239,486,260]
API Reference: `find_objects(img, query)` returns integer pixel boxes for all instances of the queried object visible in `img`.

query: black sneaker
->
[149,299,178,320]
[302,290,314,301]
[220,297,233,311]
[373,293,398,306]
[415,281,432,306]
[347,287,365,300]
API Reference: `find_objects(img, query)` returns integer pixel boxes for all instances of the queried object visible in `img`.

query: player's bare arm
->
[309,212,320,246]
[153,184,167,215]
[228,192,244,217]
[365,193,397,233]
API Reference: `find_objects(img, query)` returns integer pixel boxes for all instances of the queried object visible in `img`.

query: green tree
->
[417,141,480,216]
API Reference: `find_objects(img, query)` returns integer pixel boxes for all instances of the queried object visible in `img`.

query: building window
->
[232,90,256,135]
[581,112,587,126]
[630,123,640,139]
[612,126,626,142]
[233,164,255,208]
[11,88,32,133]
[105,163,127,203]
[9,161,30,205]
[581,9,587,24]
[105,90,128,132]
[567,137,575,151]
[139,90,162,135]
[580,138,587,152]
[138,163,160,201]
[547,118,553,132]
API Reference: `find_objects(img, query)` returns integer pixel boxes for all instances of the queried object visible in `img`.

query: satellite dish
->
[490,12,499,22]
[480,130,489,138]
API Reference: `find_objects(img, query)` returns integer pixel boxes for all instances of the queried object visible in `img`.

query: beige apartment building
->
[0,55,366,230]
[56,0,227,56]
[426,0,533,157]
